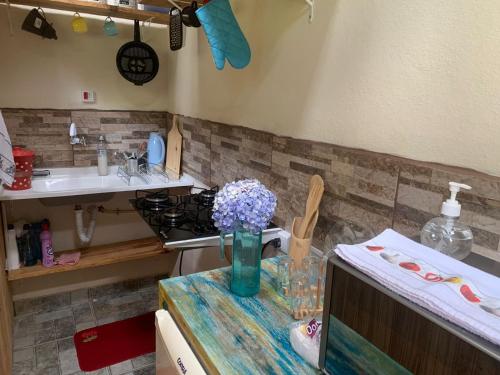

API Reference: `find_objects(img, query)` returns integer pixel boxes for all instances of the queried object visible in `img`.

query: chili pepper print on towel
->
[366,245,500,317]
[195,0,251,70]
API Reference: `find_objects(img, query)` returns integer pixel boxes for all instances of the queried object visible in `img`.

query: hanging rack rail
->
[4,0,172,24]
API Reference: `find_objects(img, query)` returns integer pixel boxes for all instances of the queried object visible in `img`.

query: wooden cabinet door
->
[0,203,13,374]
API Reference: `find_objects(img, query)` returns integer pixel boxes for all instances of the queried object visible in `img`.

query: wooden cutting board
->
[165,115,183,180]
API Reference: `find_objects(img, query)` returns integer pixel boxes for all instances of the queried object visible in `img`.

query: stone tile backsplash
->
[178,115,500,262]
[2,109,167,167]
[2,108,500,261]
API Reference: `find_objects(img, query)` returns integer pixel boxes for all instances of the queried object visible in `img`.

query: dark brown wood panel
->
[0,203,13,375]
[330,267,499,375]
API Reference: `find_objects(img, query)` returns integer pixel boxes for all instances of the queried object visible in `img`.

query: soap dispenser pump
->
[421,182,473,260]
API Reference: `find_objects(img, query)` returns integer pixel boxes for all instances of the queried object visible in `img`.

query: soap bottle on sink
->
[421,182,473,260]
[97,135,108,176]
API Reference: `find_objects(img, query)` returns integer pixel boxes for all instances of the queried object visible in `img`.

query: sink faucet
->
[69,122,86,146]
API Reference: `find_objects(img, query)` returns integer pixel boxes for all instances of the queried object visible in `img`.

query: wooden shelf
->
[137,0,194,8]
[8,0,170,24]
[7,237,166,281]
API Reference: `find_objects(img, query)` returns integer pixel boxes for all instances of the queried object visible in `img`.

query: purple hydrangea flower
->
[212,179,277,234]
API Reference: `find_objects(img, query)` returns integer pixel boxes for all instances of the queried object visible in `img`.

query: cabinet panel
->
[0,203,13,375]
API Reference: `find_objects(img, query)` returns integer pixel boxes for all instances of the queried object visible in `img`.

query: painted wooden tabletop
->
[159,257,319,375]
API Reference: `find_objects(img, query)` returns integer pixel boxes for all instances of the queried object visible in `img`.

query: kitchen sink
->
[0,166,195,201]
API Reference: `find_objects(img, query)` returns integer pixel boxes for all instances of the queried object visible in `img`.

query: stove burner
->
[161,207,187,228]
[200,190,216,199]
[193,186,219,207]
[145,195,169,204]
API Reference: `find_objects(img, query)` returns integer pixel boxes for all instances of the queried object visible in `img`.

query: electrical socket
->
[277,230,291,254]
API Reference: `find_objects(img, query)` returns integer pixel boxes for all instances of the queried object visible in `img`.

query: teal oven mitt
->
[195,0,251,70]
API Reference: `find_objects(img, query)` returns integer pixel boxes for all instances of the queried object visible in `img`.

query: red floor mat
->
[74,311,156,372]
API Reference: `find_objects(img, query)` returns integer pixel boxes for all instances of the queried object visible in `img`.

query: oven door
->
[155,310,206,375]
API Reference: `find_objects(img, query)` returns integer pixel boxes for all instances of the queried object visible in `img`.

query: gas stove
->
[131,186,280,250]
[131,187,219,244]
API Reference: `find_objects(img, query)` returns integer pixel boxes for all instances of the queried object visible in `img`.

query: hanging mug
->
[103,17,118,36]
[181,1,201,27]
[71,12,88,33]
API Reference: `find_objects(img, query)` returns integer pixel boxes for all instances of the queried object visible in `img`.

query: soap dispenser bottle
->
[421,182,473,260]
[97,135,108,176]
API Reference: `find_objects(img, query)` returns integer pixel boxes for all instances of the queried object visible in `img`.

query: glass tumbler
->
[277,257,295,297]
[290,271,311,320]
[303,255,326,318]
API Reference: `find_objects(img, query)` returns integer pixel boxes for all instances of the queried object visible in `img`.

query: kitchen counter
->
[159,257,318,375]
[0,166,197,201]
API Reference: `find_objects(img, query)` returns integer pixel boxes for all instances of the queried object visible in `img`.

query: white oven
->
[155,310,206,375]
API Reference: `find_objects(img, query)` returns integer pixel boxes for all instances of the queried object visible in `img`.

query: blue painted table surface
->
[159,257,319,375]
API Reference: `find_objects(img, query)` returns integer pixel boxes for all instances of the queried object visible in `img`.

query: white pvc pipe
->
[74,205,98,244]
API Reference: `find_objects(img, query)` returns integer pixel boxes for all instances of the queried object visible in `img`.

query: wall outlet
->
[81,90,96,104]
[278,230,291,254]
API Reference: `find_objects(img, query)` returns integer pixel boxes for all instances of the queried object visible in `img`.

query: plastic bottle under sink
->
[40,220,54,267]
[97,135,108,176]
[421,182,473,260]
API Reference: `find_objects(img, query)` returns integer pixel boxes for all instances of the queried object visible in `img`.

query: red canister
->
[6,147,35,190]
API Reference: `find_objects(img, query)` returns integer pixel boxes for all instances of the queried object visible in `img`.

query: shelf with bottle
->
[7,236,165,281]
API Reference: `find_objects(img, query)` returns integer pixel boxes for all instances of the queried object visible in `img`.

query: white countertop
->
[0,166,198,201]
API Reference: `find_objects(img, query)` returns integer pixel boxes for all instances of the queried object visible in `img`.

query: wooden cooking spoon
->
[297,175,324,239]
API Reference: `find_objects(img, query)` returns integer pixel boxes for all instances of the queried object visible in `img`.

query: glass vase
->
[230,230,263,297]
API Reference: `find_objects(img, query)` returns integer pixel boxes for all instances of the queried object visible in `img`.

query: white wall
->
[2,1,499,175]
[165,0,500,177]
[0,6,170,110]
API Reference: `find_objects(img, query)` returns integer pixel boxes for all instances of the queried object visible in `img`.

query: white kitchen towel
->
[335,229,500,346]
[0,111,14,186]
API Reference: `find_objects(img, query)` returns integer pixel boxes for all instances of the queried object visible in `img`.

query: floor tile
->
[14,299,39,316]
[34,366,60,375]
[89,281,139,300]
[12,358,35,375]
[59,345,80,375]
[14,334,35,349]
[85,368,110,375]
[110,360,134,375]
[34,320,56,345]
[36,307,73,324]
[55,316,76,339]
[131,353,155,369]
[37,293,72,313]
[35,341,59,369]
[73,303,94,325]
[14,313,36,337]
[57,337,75,352]
[76,321,97,332]
[71,289,89,305]
[132,365,155,375]
[13,347,34,363]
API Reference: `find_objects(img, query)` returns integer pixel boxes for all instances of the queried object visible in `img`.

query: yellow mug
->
[71,13,88,33]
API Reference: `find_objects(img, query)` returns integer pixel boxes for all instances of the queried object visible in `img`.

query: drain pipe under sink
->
[74,205,98,244]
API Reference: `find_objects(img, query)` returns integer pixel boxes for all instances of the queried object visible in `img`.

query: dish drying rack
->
[117,163,169,186]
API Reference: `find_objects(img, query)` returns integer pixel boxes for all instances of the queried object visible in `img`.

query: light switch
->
[82,90,96,104]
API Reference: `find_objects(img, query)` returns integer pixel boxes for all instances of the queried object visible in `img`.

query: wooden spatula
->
[297,175,324,239]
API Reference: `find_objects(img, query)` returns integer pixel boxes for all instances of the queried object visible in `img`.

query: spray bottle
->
[40,219,54,267]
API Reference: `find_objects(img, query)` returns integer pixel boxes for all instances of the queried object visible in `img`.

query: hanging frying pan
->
[116,20,159,86]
